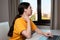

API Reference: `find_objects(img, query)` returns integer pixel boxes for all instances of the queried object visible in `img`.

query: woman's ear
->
[24,9,27,12]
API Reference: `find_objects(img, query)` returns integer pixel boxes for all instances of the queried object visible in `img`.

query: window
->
[20,0,53,25]
[41,0,51,20]
[38,0,52,25]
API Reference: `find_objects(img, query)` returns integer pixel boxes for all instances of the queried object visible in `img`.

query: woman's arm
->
[21,15,32,39]
[22,20,32,39]
[35,28,53,37]
[35,28,44,35]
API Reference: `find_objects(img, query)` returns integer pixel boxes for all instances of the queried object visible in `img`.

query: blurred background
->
[0,0,60,40]
[0,0,60,29]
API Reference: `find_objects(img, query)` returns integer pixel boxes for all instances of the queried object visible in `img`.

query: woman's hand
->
[43,32,53,37]
[23,15,30,22]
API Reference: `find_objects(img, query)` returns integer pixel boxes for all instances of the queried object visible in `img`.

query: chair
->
[0,22,9,40]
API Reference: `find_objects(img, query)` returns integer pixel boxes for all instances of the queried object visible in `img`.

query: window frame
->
[34,0,54,26]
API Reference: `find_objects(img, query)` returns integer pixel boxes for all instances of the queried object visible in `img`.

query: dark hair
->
[8,2,30,37]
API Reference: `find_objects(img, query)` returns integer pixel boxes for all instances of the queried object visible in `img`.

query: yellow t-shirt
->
[9,17,37,40]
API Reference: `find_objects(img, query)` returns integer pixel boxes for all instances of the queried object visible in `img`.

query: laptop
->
[48,35,60,40]
[38,35,60,40]
[48,30,60,40]
[38,30,60,40]
[47,35,60,40]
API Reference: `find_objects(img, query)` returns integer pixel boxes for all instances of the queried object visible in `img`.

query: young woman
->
[8,2,52,40]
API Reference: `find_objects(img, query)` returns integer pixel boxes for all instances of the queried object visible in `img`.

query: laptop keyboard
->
[48,35,60,40]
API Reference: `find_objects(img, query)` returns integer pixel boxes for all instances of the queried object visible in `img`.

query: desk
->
[26,29,60,40]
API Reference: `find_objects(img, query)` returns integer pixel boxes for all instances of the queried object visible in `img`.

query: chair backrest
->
[0,22,9,40]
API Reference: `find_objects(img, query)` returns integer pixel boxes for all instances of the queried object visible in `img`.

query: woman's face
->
[25,5,32,16]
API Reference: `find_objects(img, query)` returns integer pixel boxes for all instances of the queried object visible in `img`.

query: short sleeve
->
[14,19,26,35]
[30,21,37,31]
